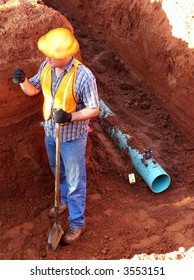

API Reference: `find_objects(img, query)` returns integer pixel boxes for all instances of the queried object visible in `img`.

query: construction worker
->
[12,28,99,244]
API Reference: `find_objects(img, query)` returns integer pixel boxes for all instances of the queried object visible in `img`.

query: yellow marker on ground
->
[128,173,136,184]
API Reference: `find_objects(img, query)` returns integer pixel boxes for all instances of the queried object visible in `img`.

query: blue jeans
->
[45,134,87,228]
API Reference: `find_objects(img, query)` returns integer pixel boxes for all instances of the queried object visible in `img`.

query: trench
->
[0,0,194,260]
[44,0,194,143]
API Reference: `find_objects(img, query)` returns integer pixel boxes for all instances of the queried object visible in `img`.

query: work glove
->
[12,66,26,84]
[53,109,72,124]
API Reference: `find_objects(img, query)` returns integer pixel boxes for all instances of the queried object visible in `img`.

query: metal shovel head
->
[48,222,64,251]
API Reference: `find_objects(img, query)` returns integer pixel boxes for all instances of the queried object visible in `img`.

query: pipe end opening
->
[151,174,170,193]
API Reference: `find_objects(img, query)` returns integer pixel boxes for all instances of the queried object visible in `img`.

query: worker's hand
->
[53,109,72,124]
[12,66,26,84]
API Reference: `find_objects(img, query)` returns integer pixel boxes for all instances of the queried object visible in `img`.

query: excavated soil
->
[0,0,194,260]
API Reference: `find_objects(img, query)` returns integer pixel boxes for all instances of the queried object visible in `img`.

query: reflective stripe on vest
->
[40,59,81,120]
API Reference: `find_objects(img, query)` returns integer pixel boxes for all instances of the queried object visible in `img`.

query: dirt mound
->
[0,0,194,261]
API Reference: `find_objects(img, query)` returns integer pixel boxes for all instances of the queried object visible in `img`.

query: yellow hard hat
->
[38,28,79,59]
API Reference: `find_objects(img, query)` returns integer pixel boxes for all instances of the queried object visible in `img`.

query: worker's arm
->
[65,73,100,122]
[20,78,41,96]
[12,66,40,96]
[54,107,99,124]
[71,107,99,121]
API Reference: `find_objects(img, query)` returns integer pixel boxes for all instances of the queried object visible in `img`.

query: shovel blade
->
[48,223,64,251]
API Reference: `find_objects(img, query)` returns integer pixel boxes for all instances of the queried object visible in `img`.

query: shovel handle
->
[55,123,60,208]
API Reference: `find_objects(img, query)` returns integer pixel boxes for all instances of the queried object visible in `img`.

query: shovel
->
[48,123,64,251]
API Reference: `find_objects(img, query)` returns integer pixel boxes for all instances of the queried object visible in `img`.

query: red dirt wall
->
[0,0,80,196]
[55,0,194,143]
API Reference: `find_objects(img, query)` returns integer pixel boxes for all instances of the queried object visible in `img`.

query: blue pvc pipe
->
[99,99,171,193]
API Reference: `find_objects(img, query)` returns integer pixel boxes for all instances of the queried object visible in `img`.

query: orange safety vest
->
[40,59,81,120]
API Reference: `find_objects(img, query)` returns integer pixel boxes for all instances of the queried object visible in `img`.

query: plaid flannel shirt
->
[29,57,99,141]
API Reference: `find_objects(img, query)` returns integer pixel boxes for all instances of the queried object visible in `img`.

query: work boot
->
[61,224,86,244]
[49,203,67,217]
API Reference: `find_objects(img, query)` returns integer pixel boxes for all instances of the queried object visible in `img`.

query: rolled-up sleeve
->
[75,65,99,109]
[82,76,99,108]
